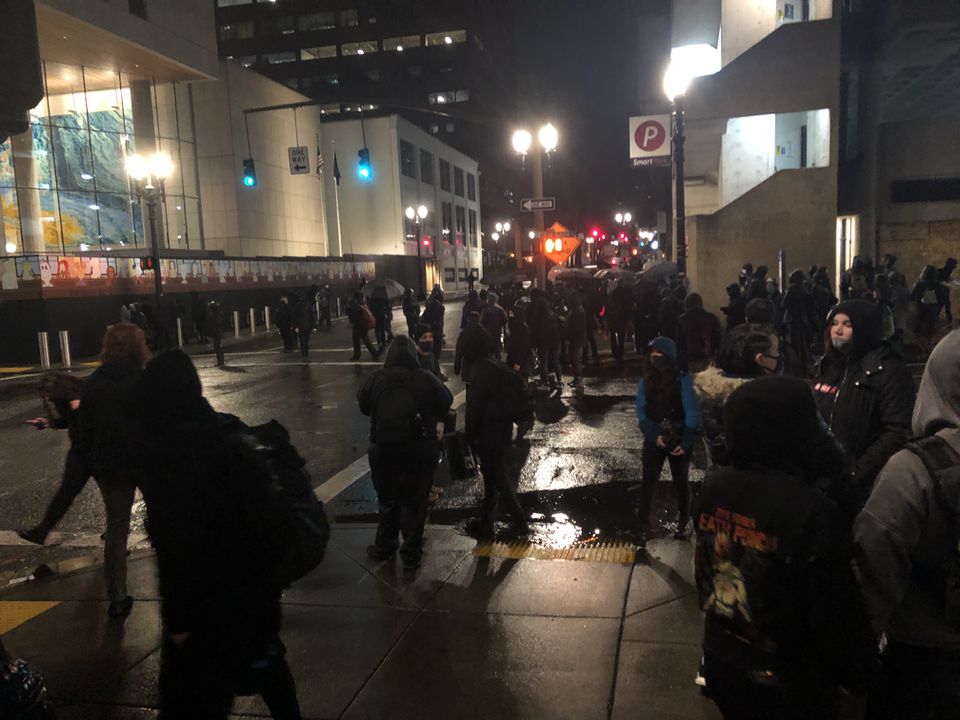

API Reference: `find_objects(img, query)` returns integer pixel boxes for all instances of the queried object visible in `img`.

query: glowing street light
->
[512,129,533,156]
[127,151,175,312]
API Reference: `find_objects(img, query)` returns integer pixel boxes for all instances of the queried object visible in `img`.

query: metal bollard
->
[264,305,271,331]
[249,308,256,335]
[38,332,51,369]
[233,310,240,339]
[58,330,72,369]
[176,318,184,347]
[336,297,342,318]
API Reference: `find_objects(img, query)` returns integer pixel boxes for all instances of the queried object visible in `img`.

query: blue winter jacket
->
[636,373,700,452]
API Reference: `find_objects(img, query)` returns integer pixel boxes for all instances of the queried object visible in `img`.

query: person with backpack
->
[481,292,509,360]
[454,312,493,384]
[464,345,532,538]
[347,292,380,361]
[677,292,722,373]
[635,337,700,545]
[505,304,533,379]
[855,328,960,719]
[292,294,313,360]
[275,296,294,353]
[358,336,453,570]
[460,289,484,329]
[422,287,446,364]
[134,350,317,719]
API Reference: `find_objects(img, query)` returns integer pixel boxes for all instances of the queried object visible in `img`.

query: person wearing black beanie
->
[813,299,914,518]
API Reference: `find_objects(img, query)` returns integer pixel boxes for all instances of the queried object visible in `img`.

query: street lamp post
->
[664,64,693,282]
[126,152,173,313]
[512,123,557,288]
[406,204,429,299]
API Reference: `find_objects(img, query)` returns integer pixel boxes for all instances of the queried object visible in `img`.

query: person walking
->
[422,288,446,364]
[480,292,509,360]
[402,288,420,338]
[358,336,453,570]
[454,312,493,384]
[18,373,89,545]
[635,337,700,545]
[133,351,304,719]
[276,296,294,353]
[605,283,630,365]
[814,299,914,519]
[505,304,533,378]
[565,292,587,387]
[292,295,313,361]
[677,293,722,373]
[73,323,148,617]
[208,300,225,368]
[347,292,380,361]
[696,376,876,720]
[316,285,333,330]
[855,329,960,720]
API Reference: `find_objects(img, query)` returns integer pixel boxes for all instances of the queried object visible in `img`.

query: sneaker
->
[366,544,396,561]
[401,554,422,571]
[108,596,133,618]
[17,527,47,546]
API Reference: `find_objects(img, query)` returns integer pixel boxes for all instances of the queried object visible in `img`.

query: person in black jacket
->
[696,376,876,719]
[505,304,533,378]
[402,288,420,338]
[317,285,333,330]
[133,351,302,719]
[208,300,225,367]
[73,323,148,617]
[413,322,444,380]
[677,293,722,373]
[422,288,446,363]
[465,350,529,538]
[781,269,814,376]
[346,292,380,361]
[358,336,453,570]
[460,289,484,329]
[190,291,207,343]
[276,296,294,353]
[814,299,914,519]
[565,292,587,387]
[292,295,313,361]
[481,292,509,359]
[454,312,493,384]
[721,283,747,333]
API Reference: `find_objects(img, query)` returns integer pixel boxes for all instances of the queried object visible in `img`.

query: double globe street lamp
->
[405,204,429,299]
[511,123,558,282]
[126,151,174,311]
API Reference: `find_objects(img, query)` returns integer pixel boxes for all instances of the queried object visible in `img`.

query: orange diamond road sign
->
[542,234,581,265]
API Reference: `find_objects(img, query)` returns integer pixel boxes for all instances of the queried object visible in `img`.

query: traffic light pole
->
[532,150,546,289]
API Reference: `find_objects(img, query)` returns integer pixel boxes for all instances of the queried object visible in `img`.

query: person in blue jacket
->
[636,336,700,545]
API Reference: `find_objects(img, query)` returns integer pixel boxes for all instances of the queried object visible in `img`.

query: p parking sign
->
[629,115,671,167]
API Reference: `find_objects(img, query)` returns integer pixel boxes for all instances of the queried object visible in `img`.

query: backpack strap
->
[905,436,960,531]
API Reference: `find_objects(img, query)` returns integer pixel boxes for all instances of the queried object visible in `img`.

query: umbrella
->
[481,267,531,285]
[548,266,597,283]
[361,278,406,301]
[639,261,679,284]
[593,267,637,283]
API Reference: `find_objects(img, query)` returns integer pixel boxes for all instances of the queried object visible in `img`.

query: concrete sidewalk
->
[0,523,719,720]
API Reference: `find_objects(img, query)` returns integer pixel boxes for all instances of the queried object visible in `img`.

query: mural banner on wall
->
[0,255,376,299]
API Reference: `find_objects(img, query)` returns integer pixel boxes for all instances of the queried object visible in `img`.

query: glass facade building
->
[0,62,201,255]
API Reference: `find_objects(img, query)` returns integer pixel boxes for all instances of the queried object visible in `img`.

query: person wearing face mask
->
[413,323,444,380]
[635,337,700,546]
[814,299,914,519]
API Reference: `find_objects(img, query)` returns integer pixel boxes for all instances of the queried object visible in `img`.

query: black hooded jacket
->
[74,361,142,476]
[814,300,915,515]
[695,377,876,691]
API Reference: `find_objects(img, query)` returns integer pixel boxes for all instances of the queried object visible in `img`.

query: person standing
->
[454,312,492,384]
[276,296,294,353]
[422,288,446,365]
[460,289,484,328]
[696,377,876,719]
[402,288,420,338]
[133,351,303,719]
[605,283,631,365]
[73,323,148,617]
[635,337,700,544]
[720,283,747,333]
[939,258,957,324]
[292,295,313,361]
[889,272,911,351]
[565,292,587,388]
[855,329,960,720]
[358,337,453,570]
[191,291,207,343]
[912,265,947,352]
[480,292,509,360]
[781,269,814,376]
[505,304,533,378]
[347,292,380,361]
[677,293,722,373]
[412,323,444,379]
[317,285,333,330]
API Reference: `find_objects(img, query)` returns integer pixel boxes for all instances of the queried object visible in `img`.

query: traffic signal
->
[242,158,257,187]
[542,235,581,265]
[357,148,372,180]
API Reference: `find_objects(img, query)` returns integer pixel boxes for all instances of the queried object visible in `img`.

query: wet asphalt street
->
[0,300,702,582]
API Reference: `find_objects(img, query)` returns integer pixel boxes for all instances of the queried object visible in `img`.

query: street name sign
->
[288,146,310,175]
[629,115,671,168]
[521,197,556,212]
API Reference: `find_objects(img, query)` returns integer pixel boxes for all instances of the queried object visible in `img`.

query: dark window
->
[128,0,147,19]
[891,178,960,203]
[467,173,476,201]
[459,268,468,281]
[219,21,254,40]
[439,159,451,191]
[455,206,466,243]
[259,16,296,36]
[420,149,434,184]
[399,140,416,179]
[339,9,359,27]
[263,51,297,65]
[454,167,464,197]
[299,12,335,31]
[468,209,477,247]
[441,202,453,241]
[444,267,456,283]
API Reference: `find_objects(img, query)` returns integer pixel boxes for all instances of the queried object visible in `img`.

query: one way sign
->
[520,197,556,213]
[288,146,310,175]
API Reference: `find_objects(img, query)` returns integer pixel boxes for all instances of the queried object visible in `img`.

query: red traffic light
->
[591,228,599,238]
[422,238,431,247]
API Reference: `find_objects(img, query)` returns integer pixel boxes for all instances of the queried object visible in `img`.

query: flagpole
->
[316,130,332,258]
[332,139,344,257]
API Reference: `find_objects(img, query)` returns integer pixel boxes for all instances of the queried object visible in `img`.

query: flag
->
[315,144,324,181]
[333,152,341,186]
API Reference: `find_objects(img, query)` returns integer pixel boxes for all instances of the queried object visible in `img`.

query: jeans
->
[866,641,960,720]
[368,443,436,562]
[35,447,91,536]
[477,431,525,527]
[352,325,378,359]
[636,439,691,533]
[569,342,584,383]
[94,471,136,603]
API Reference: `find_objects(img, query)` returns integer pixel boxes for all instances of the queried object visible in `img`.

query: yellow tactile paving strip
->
[473,541,637,563]
[0,367,35,374]
[0,601,60,635]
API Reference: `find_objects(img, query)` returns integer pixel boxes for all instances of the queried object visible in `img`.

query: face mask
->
[831,336,852,352]
[418,340,433,353]
[762,353,783,375]
[650,355,669,368]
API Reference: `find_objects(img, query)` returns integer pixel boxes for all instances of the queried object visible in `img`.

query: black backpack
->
[485,358,535,424]
[220,415,330,590]
[372,373,428,445]
[905,436,960,629]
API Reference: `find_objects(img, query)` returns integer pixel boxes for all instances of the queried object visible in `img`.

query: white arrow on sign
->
[520,197,556,212]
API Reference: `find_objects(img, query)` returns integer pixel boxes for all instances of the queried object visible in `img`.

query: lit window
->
[219,21,254,40]
[339,9,359,27]
[217,0,252,6]
[342,40,378,56]
[425,30,466,46]
[428,90,468,105]
[319,103,341,115]
[263,51,297,64]
[385,35,421,51]
[301,45,337,61]
[299,11,335,31]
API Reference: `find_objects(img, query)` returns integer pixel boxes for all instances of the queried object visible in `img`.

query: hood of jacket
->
[914,329,960,437]
[827,299,882,359]
[384,335,420,369]
[694,365,751,404]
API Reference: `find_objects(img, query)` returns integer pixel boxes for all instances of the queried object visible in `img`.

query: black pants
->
[319,308,332,329]
[159,632,301,720]
[538,343,561,386]
[431,328,443,362]
[636,440,691,532]
[212,334,224,366]
[570,342,584,383]
[478,432,525,526]
[279,326,294,351]
[298,329,311,359]
[352,325,378,359]
[35,447,91,536]
[369,443,436,562]
[866,642,960,720]
[703,653,838,720]
[610,329,625,363]
[583,330,598,363]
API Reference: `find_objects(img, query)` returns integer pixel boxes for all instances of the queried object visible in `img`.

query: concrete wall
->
[191,61,329,258]
[721,114,776,206]
[720,0,833,67]
[688,167,837,312]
